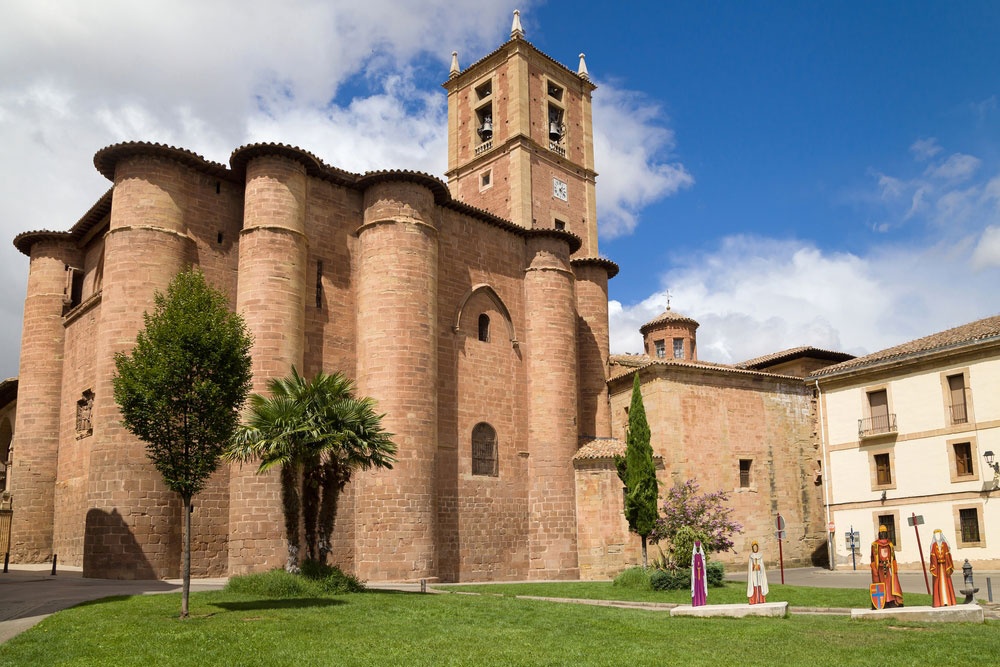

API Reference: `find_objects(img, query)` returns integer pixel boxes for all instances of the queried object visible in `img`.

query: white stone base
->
[670,601,788,618]
[850,604,984,623]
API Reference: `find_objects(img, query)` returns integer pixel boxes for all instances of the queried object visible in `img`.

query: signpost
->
[775,513,786,584]
[908,513,931,594]
[847,526,858,571]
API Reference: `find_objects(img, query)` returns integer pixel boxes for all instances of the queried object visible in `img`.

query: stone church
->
[7,14,834,581]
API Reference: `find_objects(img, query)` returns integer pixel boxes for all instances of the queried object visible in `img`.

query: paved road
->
[2,565,996,644]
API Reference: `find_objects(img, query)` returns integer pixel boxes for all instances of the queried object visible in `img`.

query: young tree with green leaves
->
[614,372,659,568]
[225,368,396,572]
[113,269,253,619]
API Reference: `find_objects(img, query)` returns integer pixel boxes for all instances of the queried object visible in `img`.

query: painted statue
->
[691,540,708,607]
[929,529,957,607]
[870,524,903,608]
[746,541,768,604]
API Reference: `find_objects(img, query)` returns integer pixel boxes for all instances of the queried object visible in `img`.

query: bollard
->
[51,554,57,576]
[988,577,993,603]
[3,552,8,573]
[420,578,427,594]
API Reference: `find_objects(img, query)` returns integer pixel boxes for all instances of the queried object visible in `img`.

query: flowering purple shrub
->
[649,479,742,561]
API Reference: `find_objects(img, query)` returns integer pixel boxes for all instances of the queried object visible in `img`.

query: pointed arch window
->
[472,422,498,476]
[478,314,490,342]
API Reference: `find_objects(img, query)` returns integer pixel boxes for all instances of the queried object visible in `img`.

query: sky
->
[1,1,999,380]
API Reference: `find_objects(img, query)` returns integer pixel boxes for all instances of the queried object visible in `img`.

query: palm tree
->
[225,368,396,571]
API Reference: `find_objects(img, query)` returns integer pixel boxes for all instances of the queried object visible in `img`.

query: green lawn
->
[436,581,935,608]
[0,587,992,667]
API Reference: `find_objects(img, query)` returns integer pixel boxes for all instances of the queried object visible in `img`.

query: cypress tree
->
[615,372,659,567]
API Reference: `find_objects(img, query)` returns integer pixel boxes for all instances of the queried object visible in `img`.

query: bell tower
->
[443,10,599,256]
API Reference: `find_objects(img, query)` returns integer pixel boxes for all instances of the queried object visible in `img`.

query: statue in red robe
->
[929,529,957,607]
[870,525,903,608]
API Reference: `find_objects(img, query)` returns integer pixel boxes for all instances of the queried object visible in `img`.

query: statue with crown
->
[869,524,904,609]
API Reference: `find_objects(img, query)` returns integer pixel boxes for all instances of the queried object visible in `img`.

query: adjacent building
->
[814,315,1000,570]
[575,307,852,576]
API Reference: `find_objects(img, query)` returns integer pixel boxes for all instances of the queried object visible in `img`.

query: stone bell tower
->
[444,10,600,257]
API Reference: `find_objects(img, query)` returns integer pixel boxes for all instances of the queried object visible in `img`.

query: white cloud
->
[910,137,942,161]
[0,0,688,378]
[925,153,981,182]
[610,235,1000,363]
[593,85,693,239]
[972,226,1000,269]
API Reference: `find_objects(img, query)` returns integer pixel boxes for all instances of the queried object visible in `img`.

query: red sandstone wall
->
[524,234,580,579]
[581,369,824,578]
[354,181,440,581]
[53,296,100,566]
[10,240,80,561]
[436,210,530,582]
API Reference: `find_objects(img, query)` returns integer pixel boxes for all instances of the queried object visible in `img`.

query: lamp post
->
[984,450,1000,489]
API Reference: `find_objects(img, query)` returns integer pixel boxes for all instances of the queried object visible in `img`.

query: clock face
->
[553,178,568,201]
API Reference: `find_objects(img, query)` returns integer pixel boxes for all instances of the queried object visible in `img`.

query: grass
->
[0,574,989,667]
[438,580,935,608]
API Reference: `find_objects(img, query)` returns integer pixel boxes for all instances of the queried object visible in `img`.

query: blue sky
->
[1,1,999,378]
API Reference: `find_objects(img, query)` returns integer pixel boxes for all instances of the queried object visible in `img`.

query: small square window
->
[875,453,892,486]
[960,508,981,543]
[547,82,564,101]
[554,219,566,231]
[954,442,973,477]
[877,514,898,546]
[480,170,492,190]
[739,459,752,488]
[475,80,492,100]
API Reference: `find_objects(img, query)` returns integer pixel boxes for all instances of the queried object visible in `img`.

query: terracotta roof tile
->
[737,346,854,370]
[811,314,1000,379]
[639,308,699,334]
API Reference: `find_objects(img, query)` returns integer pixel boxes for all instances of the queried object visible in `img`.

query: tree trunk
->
[318,462,348,563]
[302,462,322,563]
[181,494,191,619]
[280,463,301,572]
[641,534,648,569]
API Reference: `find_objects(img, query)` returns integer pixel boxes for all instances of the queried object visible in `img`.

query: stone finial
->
[450,51,460,78]
[578,53,590,80]
[511,9,525,40]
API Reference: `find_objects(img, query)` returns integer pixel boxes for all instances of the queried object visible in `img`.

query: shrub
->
[225,564,365,597]
[670,526,710,568]
[612,566,652,590]
[300,560,366,593]
[649,562,726,591]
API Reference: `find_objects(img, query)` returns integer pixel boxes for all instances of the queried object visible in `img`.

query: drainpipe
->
[815,379,834,570]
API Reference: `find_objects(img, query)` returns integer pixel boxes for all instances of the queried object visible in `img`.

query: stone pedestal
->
[670,602,788,618]
[850,605,984,623]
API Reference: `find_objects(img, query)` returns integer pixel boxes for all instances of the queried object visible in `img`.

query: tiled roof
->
[607,355,804,383]
[573,437,626,460]
[639,308,699,334]
[811,314,1000,379]
[737,346,854,370]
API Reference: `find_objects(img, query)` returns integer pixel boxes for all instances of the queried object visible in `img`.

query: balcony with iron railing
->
[858,413,897,439]
[949,402,968,424]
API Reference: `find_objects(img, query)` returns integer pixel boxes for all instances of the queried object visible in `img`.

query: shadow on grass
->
[211,598,347,612]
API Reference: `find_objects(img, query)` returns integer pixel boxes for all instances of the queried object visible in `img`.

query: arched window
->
[478,313,490,342]
[471,422,498,476]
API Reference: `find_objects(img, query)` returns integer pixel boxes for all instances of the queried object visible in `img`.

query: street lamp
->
[984,450,1000,489]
